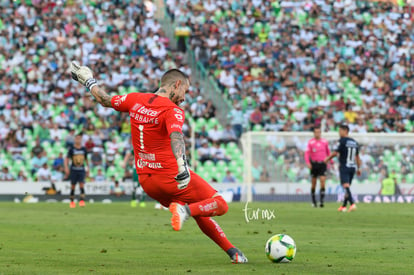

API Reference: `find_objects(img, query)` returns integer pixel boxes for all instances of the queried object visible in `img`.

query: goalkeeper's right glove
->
[175,155,191,190]
[70,61,98,90]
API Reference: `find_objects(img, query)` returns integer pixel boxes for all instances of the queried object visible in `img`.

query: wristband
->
[85,78,98,91]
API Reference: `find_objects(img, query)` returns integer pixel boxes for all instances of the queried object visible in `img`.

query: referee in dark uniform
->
[325,124,361,212]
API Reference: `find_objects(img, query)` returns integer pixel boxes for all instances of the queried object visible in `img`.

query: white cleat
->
[228,248,248,264]
[169,202,189,231]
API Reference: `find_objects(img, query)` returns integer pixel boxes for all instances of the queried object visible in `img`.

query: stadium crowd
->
[167,0,414,135]
[0,0,413,185]
[165,0,414,183]
[0,0,206,182]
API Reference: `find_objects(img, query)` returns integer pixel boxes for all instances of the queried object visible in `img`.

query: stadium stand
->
[167,0,414,133]
[0,0,413,185]
[0,0,198,182]
[164,0,414,183]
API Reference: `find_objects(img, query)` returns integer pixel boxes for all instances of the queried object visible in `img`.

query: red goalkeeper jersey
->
[111,93,185,175]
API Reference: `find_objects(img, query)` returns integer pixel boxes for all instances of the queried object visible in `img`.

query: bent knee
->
[216,196,228,216]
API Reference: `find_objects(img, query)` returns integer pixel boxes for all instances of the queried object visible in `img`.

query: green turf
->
[0,202,413,274]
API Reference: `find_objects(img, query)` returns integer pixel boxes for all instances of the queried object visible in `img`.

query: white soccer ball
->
[265,234,296,263]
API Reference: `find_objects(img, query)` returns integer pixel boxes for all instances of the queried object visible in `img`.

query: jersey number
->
[139,125,144,150]
[346,147,356,166]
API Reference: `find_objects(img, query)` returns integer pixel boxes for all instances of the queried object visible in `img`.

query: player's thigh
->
[310,168,317,178]
[78,171,86,184]
[138,173,176,207]
[75,171,86,184]
[348,170,355,185]
[176,170,218,204]
[310,164,318,177]
[70,172,80,186]
[340,168,353,185]
[320,163,327,177]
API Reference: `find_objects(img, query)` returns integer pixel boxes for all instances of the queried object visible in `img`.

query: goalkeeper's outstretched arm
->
[90,86,113,108]
[70,61,113,108]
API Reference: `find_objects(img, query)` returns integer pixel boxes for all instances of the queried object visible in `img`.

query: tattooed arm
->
[170,131,186,160]
[90,86,113,108]
[170,131,190,189]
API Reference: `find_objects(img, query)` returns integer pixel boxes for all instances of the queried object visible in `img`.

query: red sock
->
[194,217,234,252]
[188,196,228,217]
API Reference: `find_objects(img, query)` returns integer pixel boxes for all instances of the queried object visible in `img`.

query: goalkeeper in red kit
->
[70,62,247,263]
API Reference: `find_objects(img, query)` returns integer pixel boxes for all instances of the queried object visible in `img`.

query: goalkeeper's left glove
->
[175,155,191,190]
[70,61,98,90]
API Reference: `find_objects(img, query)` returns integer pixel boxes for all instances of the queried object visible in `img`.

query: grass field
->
[1,201,413,275]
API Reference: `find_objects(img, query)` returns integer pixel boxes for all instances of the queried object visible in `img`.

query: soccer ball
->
[265,234,296,263]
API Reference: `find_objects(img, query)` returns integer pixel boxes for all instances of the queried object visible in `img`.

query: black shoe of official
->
[320,203,324,208]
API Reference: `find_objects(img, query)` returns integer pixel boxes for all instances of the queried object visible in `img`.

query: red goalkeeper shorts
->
[138,170,217,207]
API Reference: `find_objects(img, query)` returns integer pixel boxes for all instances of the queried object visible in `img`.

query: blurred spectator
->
[203,99,216,119]
[51,167,65,182]
[227,103,244,138]
[198,126,209,140]
[222,170,237,183]
[249,107,263,129]
[84,137,95,153]
[95,168,106,182]
[197,141,212,164]
[50,124,63,143]
[110,179,126,197]
[106,137,120,153]
[91,129,105,148]
[352,119,368,133]
[381,172,400,195]
[0,167,15,181]
[37,163,51,182]
[38,122,52,143]
[296,164,309,182]
[344,106,358,124]
[20,106,34,133]
[52,152,65,170]
[208,125,222,144]
[251,161,263,183]
[260,167,270,183]
[105,150,116,169]
[65,129,76,148]
[15,129,27,147]
[16,170,28,181]
[264,115,280,132]
[31,138,44,157]
[31,152,48,176]
[190,96,206,119]
[54,112,70,130]
[91,148,104,168]
[211,142,231,164]
[9,142,25,161]
[302,112,315,131]
[220,124,238,144]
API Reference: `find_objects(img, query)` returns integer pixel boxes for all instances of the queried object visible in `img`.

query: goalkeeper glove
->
[175,155,190,189]
[70,61,98,90]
